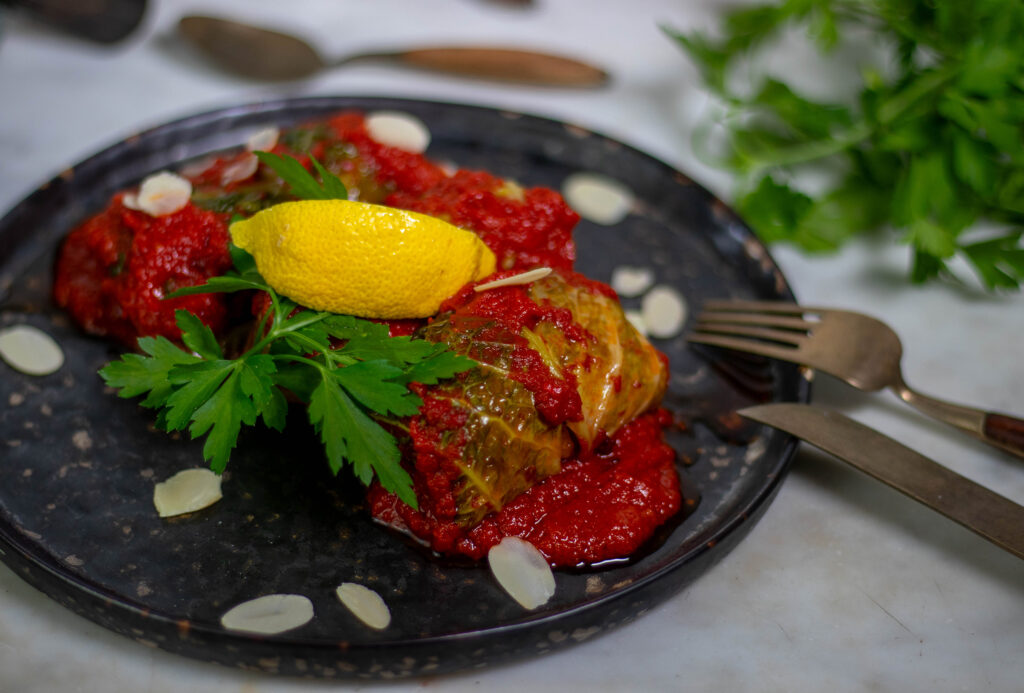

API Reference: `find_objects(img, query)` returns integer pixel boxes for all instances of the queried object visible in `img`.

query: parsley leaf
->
[163,360,237,433]
[188,366,258,474]
[176,310,222,361]
[253,151,348,201]
[668,0,1024,290]
[99,335,199,407]
[333,360,422,417]
[100,247,476,506]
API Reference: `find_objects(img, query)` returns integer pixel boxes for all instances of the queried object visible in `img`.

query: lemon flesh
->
[230,200,497,318]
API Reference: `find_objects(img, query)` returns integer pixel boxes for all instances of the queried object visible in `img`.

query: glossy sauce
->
[369,409,681,567]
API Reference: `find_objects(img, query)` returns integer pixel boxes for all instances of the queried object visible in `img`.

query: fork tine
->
[702,299,810,315]
[697,310,816,331]
[692,322,807,346]
[687,332,803,362]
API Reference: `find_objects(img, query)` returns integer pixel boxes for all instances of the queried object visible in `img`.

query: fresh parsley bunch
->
[667,0,1024,290]
[99,152,477,507]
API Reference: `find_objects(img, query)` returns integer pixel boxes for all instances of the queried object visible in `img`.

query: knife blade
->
[739,403,1024,560]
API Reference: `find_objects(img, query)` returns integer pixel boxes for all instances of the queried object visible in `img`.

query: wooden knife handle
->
[984,413,1024,458]
[389,47,608,87]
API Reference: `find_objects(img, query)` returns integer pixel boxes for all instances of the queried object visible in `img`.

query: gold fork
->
[688,299,1024,459]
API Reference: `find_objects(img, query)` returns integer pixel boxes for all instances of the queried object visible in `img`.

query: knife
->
[739,403,1024,560]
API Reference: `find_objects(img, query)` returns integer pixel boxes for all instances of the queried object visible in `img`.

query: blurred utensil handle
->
[346,46,609,87]
[1,0,146,43]
[740,403,1024,560]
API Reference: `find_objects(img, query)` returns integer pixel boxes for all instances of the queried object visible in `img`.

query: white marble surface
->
[1,1,1022,691]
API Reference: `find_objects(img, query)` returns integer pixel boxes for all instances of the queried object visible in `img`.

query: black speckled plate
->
[0,97,809,679]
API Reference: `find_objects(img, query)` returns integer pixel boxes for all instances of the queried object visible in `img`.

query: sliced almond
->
[562,172,634,225]
[487,537,555,610]
[121,192,141,210]
[611,266,655,297]
[640,285,688,339]
[130,171,192,217]
[335,582,391,630]
[474,267,552,292]
[624,309,648,336]
[153,468,222,518]
[366,111,431,153]
[177,155,218,179]
[220,594,314,635]
[219,153,259,186]
[245,126,280,152]
[0,325,64,376]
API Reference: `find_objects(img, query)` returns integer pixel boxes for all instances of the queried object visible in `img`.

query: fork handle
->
[896,385,1024,459]
[985,414,1024,457]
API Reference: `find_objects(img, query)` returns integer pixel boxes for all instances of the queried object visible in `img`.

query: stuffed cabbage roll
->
[403,270,669,530]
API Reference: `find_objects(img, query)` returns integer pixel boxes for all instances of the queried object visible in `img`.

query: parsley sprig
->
[99,250,474,507]
[99,152,476,507]
[667,0,1024,290]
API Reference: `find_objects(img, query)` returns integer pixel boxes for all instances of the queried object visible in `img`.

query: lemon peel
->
[229,200,496,318]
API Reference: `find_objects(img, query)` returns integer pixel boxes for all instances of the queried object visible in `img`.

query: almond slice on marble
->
[366,111,431,153]
[0,325,64,375]
[220,594,314,635]
[153,468,222,518]
[335,582,391,630]
[487,537,555,610]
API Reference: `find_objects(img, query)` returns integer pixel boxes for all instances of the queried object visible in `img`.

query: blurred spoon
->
[177,15,608,87]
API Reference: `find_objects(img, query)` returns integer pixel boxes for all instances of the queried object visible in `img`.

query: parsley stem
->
[243,299,329,359]
[373,415,411,433]
[875,66,957,125]
[744,65,957,173]
[272,353,330,372]
[281,330,357,368]
[268,290,284,331]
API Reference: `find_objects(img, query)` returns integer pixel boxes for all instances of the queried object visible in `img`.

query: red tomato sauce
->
[54,195,234,345]
[369,409,680,567]
[52,110,680,568]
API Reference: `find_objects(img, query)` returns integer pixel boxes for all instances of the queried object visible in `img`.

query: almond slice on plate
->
[562,172,634,225]
[366,111,431,153]
[219,153,259,186]
[246,126,280,152]
[220,594,314,635]
[123,171,192,217]
[487,537,555,609]
[611,266,655,297]
[474,267,552,292]
[336,582,391,630]
[153,468,222,518]
[624,309,648,336]
[640,285,688,339]
[0,325,64,376]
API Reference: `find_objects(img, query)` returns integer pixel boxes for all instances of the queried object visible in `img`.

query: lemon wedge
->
[230,199,496,318]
